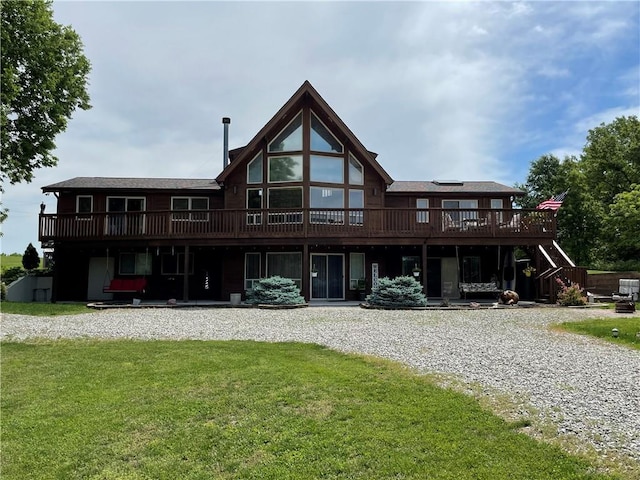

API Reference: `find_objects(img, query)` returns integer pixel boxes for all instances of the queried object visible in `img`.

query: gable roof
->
[42,177,220,192]
[216,81,393,185]
[388,181,524,195]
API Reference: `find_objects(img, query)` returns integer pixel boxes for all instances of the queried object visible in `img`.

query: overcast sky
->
[2,0,638,255]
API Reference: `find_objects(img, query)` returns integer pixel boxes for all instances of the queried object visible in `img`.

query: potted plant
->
[523,265,536,277]
[311,266,318,278]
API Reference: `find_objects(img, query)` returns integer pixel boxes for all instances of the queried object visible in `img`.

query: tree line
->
[515,115,640,270]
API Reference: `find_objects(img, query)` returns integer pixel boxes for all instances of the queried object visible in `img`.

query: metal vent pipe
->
[222,117,231,169]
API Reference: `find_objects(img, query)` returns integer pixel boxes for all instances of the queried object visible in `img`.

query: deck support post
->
[182,245,189,302]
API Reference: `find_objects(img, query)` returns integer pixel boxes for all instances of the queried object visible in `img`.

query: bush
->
[555,277,587,306]
[366,276,428,308]
[245,276,305,305]
[1,266,26,285]
[1,281,6,301]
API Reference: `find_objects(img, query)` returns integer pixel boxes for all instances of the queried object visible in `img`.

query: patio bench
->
[103,278,147,294]
[459,282,502,299]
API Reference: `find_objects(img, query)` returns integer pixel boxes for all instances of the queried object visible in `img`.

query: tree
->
[22,242,40,272]
[1,0,91,191]
[581,116,640,207]
[606,184,640,263]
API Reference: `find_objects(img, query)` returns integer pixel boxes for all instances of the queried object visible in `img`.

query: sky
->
[1,0,638,255]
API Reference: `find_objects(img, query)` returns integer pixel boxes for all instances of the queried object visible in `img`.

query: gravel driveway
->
[2,305,639,470]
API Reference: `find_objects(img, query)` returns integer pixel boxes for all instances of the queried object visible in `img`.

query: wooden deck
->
[39,208,556,245]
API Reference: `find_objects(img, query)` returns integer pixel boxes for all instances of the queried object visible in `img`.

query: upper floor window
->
[349,154,364,185]
[268,155,303,183]
[416,198,429,223]
[268,112,302,153]
[172,197,209,221]
[310,112,343,153]
[247,152,263,184]
[310,155,343,183]
[76,195,93,220]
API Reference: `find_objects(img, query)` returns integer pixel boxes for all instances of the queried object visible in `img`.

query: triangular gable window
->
[268,112,303,153]
[310,112,343,153]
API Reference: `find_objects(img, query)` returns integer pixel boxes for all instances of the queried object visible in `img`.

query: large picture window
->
[310,112,343,153]
[268,112,302,153]
[310,155,343,183]
[267,252,302,289]
[268,187,303,224]
[310,187,344,224]
[348,154,364,185]
[349,189,364,225]
[247,188,263,225]
[268,155,303,183]
[247,152,263,184]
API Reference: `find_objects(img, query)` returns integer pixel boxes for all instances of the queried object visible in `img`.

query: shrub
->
[555,277,587,306]
[366,276,428,308]
[245,276,305,305]
[22,243,40,272]
[1,266,26,285]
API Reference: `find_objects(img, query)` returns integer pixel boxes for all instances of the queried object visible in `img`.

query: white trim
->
[268,111,303,153]
[553,240,576,267]
[75,195,93,220]
[310,111,344,154]
[348,153,364,185]
[247,151,263,184]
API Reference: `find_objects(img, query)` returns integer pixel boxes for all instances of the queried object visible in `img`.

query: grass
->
[0,253,43,271]
[1,301,92,316]
[557,317,640,350]
[1,340,620,479]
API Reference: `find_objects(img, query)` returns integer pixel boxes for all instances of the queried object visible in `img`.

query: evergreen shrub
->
[366,276,428,308]
[245,276,306,305]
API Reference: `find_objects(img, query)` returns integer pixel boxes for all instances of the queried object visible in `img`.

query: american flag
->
[536,191,568,211]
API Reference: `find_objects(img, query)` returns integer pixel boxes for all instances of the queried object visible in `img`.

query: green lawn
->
[0,253,43,271]
[1,301,92,316]
[1,340,619,479]
[557,317,640,350]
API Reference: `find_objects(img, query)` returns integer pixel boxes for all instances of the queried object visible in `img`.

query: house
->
[39,81,584,303]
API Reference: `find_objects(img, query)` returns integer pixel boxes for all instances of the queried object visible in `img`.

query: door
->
[87,256,114,301]
[311,254,344,300]
[441,257,459,299]
[107,197,145,235]
[426,258,442,297]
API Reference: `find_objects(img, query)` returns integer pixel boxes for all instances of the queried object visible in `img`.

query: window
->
[247,188,263,225]
[491,198,503,223]
[310,112,343,153]
[349,154,364,185]
[245,253,261,290]
[402,256,421,276]
[349,189,364,225]
[462,256,481,283]
[349,253,365,290]
[171,197,209,221]
[107,197,145,235]
[416,198,429,223]
[76,195,93,220]
[247,152,263,184]
[268,112,302,152]
[161,253,194,275]
[119,252,152,275]
[268,187,303,224]
[442,199,478,228]
[268,155,303,183]
[310,187,344,224]
[267,252,302,289]
[310,155,344,183]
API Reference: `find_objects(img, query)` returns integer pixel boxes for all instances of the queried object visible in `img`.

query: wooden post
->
[182,245,189,302]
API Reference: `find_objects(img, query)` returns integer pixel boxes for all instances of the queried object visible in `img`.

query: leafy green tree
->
[606,184,640,263]
[581,116,640,207]
[1,0,91,191]
[21,242,40,272]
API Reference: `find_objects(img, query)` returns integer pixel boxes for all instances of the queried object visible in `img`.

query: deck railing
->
[39,208,556,242]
